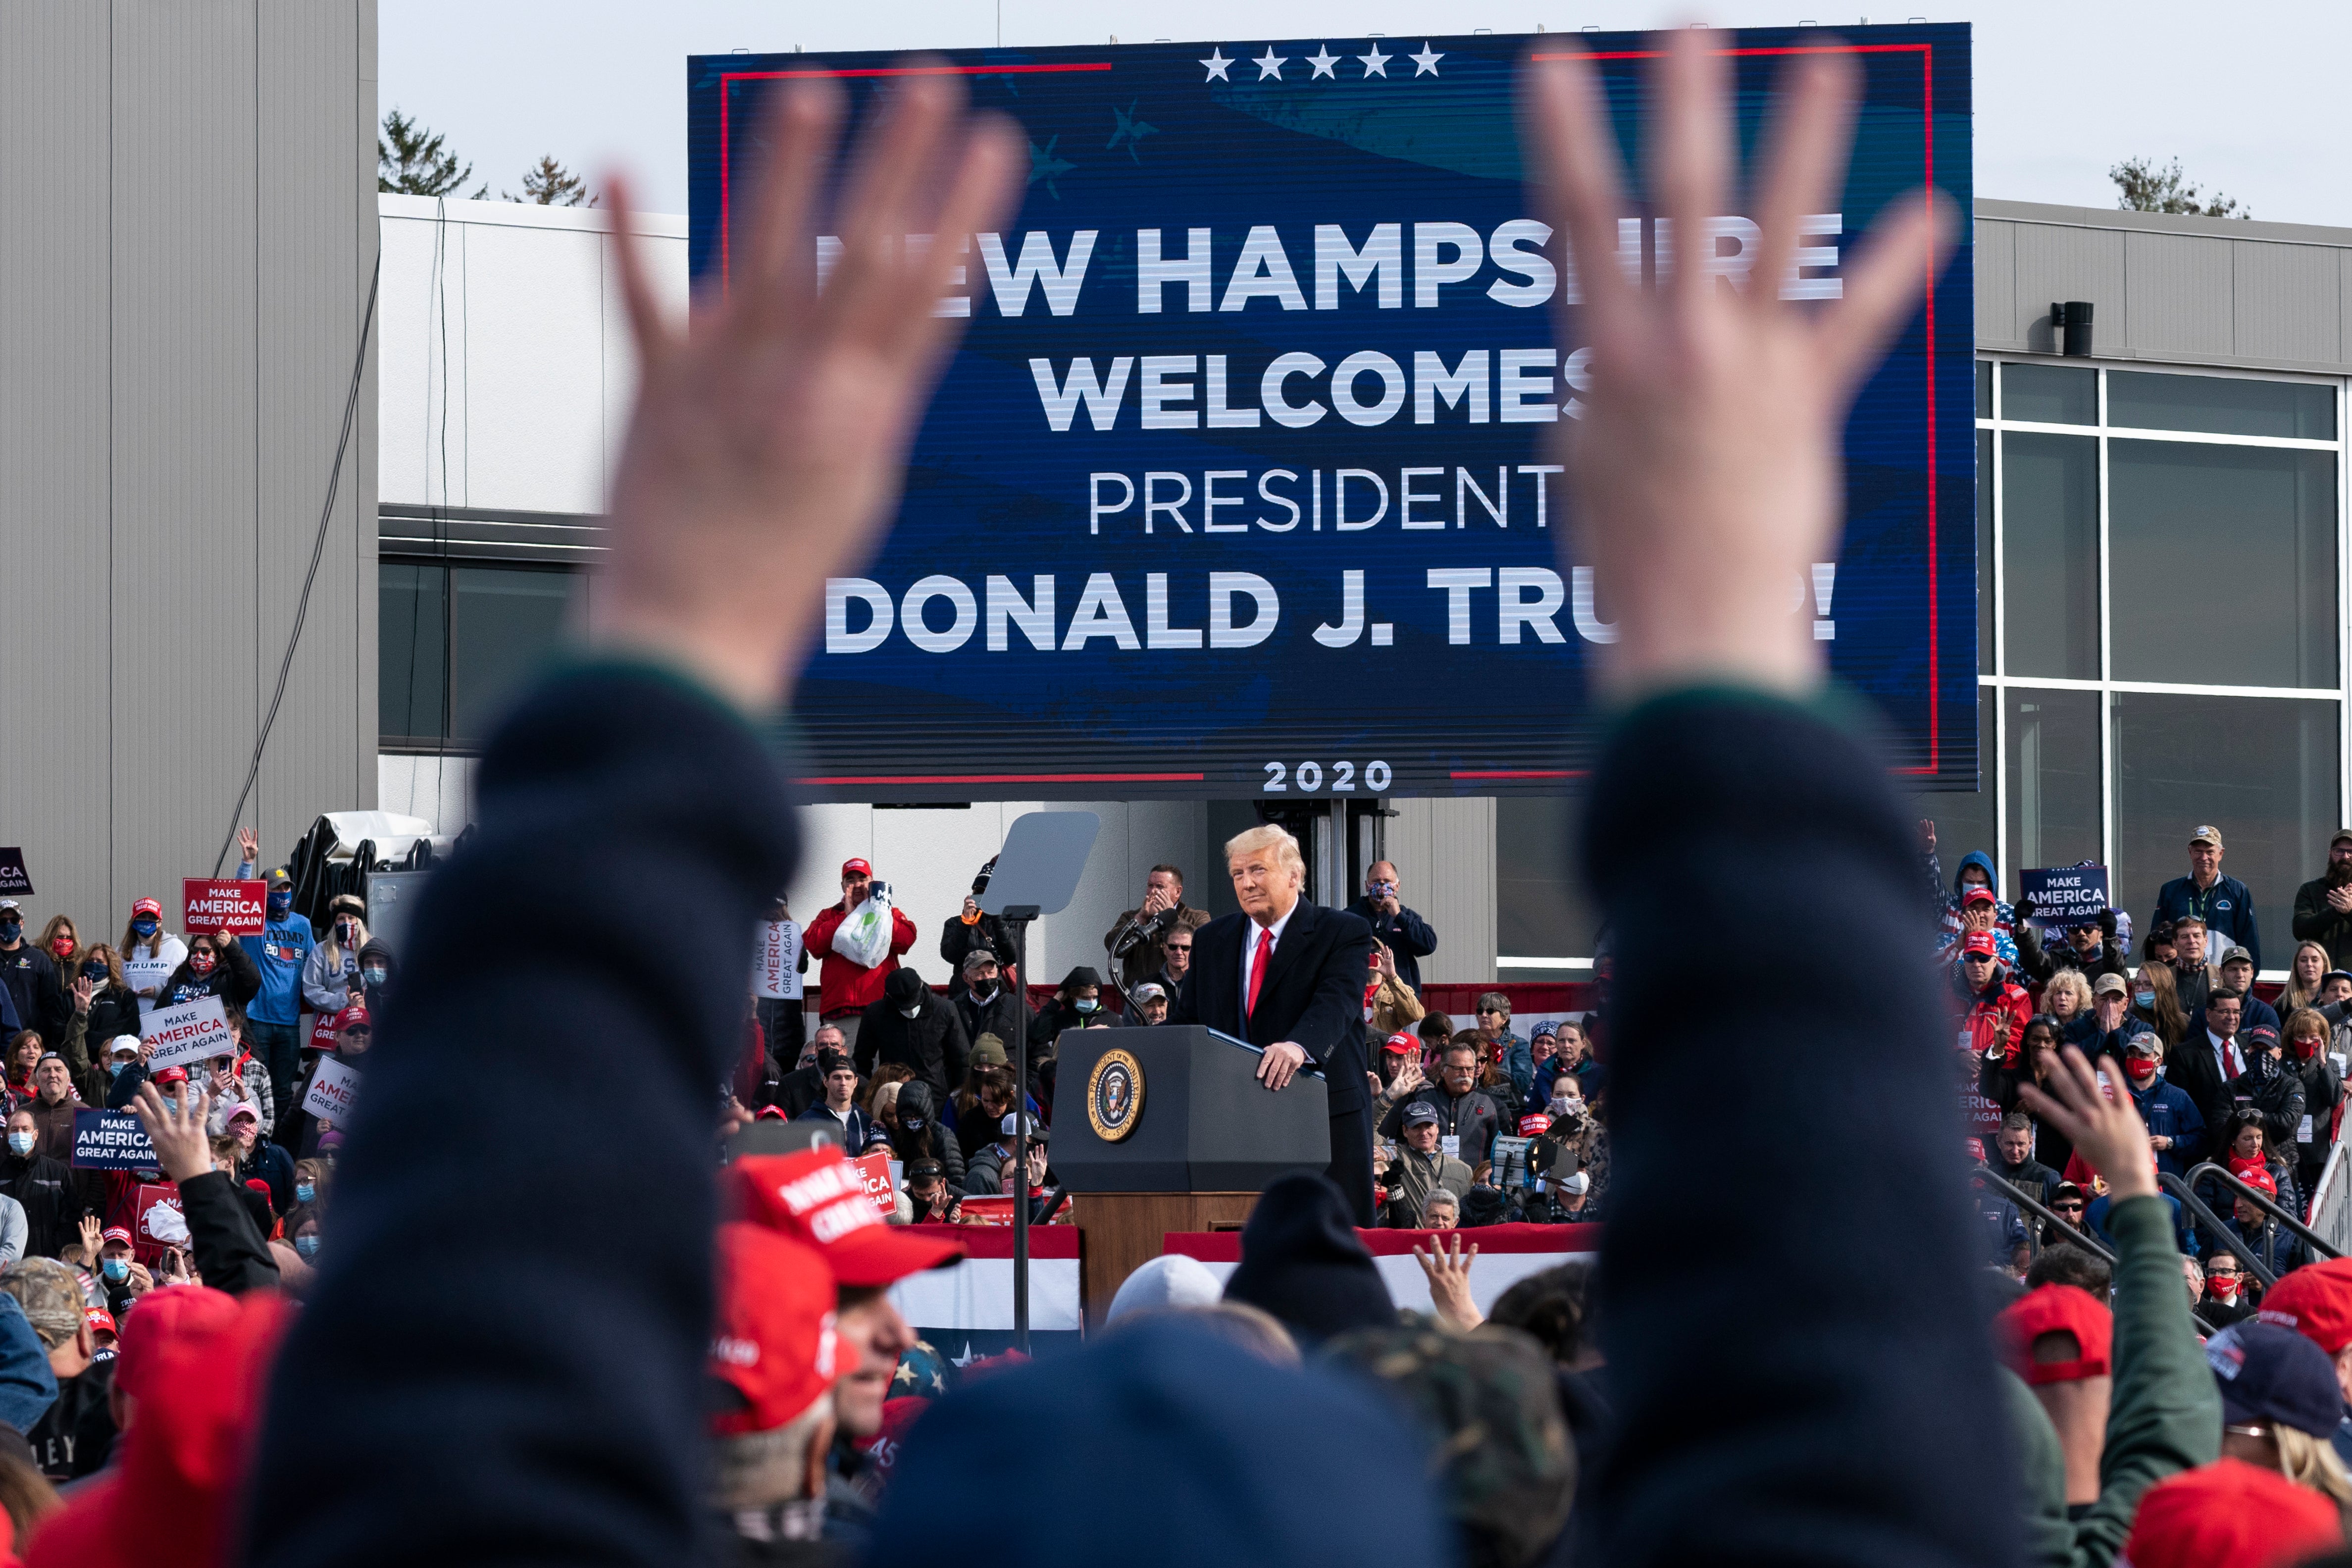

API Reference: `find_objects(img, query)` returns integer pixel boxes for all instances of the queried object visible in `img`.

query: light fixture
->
[2051,301,2096,358]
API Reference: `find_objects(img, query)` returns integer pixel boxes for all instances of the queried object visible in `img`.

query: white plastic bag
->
[831,888,894,969]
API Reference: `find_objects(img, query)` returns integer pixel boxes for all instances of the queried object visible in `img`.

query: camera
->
[867,879,891,901]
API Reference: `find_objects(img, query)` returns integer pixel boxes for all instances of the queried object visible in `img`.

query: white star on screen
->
[1358,44,1392,77]
[1410,43,1445,76]
[1200,47,1232,82]
[1306,46,1339,78]
[951,1340,979,1367]
[1253,46,1287,80]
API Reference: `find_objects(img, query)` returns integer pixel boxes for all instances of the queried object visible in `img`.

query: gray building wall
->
[0,0,376,935]
[1979,199,2352,375]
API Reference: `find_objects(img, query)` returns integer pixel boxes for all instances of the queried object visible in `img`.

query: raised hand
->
[1412,1232,1484,1330]
[1523,36,1953,700]
[237,826,260,864]
[595,73,1022,711]
[2020,1045,2157,1203]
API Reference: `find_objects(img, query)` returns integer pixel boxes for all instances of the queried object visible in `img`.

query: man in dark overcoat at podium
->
[1170,824,1378,1223]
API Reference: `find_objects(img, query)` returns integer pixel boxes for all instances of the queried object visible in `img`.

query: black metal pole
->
[1002,906,1040,1353]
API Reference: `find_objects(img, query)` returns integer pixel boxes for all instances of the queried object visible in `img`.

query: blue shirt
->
[242,912,315,1025]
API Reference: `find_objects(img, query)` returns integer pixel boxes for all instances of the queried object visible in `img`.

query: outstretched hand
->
[132,1082,216,1185]
[2019,1045,2157,1203]
[1413,1232,1484,1330]
[1523,36,1954,701]
[596,72,1023,711]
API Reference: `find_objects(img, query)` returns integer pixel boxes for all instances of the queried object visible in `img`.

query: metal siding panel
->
[110,0,261,906]
[2012,224,2126,355]
[460,222,605,513]
[1385,797,1495,985]
[0,5,114,929]
[1975,217,2019,349]
[257,0,365,860]
[355,0,378,804]
[2231,241,2340,365]
[2122,232,2233,360]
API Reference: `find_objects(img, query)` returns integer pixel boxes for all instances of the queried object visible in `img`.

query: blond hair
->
[1224,823,1305,880]
[2277,1424,2352,1520]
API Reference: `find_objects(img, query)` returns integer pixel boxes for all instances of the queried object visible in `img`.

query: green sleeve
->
[2068,1193,2222,1568]
[2002,1369,2074,1568]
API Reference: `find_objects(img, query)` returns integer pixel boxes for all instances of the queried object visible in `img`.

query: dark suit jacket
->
[2167,1031,2238,1136]
[1171,901,1373,1113]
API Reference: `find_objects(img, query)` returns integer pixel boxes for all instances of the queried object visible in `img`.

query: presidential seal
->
[1087,1048,1144,1142]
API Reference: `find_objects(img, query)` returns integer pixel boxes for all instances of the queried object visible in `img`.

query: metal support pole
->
[1002,905,1040,1352]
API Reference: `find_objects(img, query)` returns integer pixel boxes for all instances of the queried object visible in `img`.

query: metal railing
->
[2180,1162,2340,1265]
[2310,1126,2352,1259]
[2153,1171,2280,1288]
[1972,1164,2117,1266]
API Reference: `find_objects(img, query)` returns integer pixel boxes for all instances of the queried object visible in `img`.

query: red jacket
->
[803,901,918,1018]
[1960,978,2033,1067]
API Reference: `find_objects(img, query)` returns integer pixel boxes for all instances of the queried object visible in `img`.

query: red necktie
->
[1247,927,1273,1019]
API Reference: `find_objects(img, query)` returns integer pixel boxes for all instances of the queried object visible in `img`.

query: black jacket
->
[855,992,971,1102]
[1342,897,1438,992]
[2167,1032,2239,1136]
[0,1151,81,1259]
[1377,1086,1506,1171]
[0,944,64,1046]
[2297,1052,2344,1177]
[155,938,262,1012]
[180,1168,280,1295]
[937,913,1023,993]
[951,986,1027,1059]
[2293,873,2352,969]
[2225,1057,2306,1157]
[1170,901,1374,1114]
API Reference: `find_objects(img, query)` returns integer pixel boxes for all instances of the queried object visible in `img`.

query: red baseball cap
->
[153,1065,189,1087]
[1961,885,1997,907]
[83,1308,116,1341]
[709,1223,838,1437]
[131,898,162,918]
[841,858,873,878]
[333,1002,370,1032]
[114,1284,242,1402]
[2233,1163,2279,1199]
[2259,1258,2352,1355]
[1962,931,1997,957]
[1518,1113,1553,1137]
[101,1226,133,1247]
[1995,1284,2113,1386]
[2121,1459,2341,1568]
[1963,1137,1988,1163]
[726,1149,965,1287]
[1382,1033,1416,1056]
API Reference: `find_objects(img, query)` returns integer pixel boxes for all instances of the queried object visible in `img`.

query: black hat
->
[1223,1173,1394,1343]
[897,1081,935,1132]
[1062,965,1103,992]
[2206,1320,2344,1438]
[815,1048,850,1077]
[884,967,927,1004]
[1459,1187,1509,1228]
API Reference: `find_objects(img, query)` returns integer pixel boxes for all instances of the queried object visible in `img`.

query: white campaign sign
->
[122,958,174,1007]
[139,997,231,1070]
[303,1057,361,1123]
[755,920,803,1000]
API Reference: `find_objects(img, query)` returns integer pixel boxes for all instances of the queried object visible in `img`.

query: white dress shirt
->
[1241,901,1306,1055]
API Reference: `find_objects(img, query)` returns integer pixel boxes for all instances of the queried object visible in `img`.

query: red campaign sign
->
[853,1151,896,1216]
[309,1013,341,1052]
[131,1182,188,1269]
[1959,1089,2005,1139]
[184,878,265,936]
[959,1195,1013,1226]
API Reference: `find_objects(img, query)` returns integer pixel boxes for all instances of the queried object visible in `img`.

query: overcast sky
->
[383,2,2347,226]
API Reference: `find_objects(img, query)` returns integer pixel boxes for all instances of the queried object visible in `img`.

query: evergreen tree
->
[2110,156,2248,219]
[378,108,484,198]
[506,155,597,208]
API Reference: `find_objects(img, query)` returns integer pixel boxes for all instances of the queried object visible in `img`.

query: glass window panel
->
[2107,371,2335,441]
[2112,692,2339,968]
[1497,793,1599,966]
[2001,432,2100,680]
[1976,359,1992,420]
[1915,694,1998,894]
[2108,439,2337,689]
[2002,363,2096,425]
[449,566,575,742]
[1977,428,1993,675]
[378,562,448,742]
[2005,687,2102,889]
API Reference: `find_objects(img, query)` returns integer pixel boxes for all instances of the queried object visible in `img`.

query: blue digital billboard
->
[689,24,1974,799]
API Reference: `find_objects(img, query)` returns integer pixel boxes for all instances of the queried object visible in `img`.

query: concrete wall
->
[1979,199,2352,374]
[0,0,375,936]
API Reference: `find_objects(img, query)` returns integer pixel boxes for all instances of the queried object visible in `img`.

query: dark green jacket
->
[2293,875,2352,971]
[2009,1193,2221,1568]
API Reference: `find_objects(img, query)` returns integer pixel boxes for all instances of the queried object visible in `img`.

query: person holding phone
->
[1346,861,1437,994]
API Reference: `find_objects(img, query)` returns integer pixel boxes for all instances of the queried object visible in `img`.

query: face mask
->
[48,937,72,958]
[897,1003,922,1019]
[100,1259,128,1284]
[294,1234,321,1260]
[5,1133,31,1158]
[1074,998,1099,1014]
[970,983,997,1004]
[335,920,355,943]
[0,921,19,942]
[2209,1274,2240,1300]
[190,952,215,975]
[295,1183,315,1206]
[901,1116,926,1133]
[131,916,157,938]
[267,891,292,915]
[81,964,106,984]
[361,967,387,987]
[2125,1059,2160,1084]
[109,1062,133,1081]
[2134,990,2154,1009]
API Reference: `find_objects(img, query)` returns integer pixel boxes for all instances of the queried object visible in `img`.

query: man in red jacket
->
[802,858,917,1055]
[1955,931,2033,1068]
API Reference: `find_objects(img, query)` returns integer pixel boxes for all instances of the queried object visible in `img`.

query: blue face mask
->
[100,1258,128,1284]
[295,1183,315,1206]
[294,1234,320,1260]
[267,892,292,916]
[81,964,107,984]
[6,1133,33,1158]
[131,916,157,938]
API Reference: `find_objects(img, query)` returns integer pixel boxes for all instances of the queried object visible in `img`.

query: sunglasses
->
[2052,1201,2085,1212]
[342,1025,371,1038]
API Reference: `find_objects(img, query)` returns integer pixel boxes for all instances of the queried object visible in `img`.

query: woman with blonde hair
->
[2214,1320,2352,1527]
[2283,941,2333,1017]
[2041,969,2095,1045]
[303,894,372,1015]
[2132,962,2189,1049]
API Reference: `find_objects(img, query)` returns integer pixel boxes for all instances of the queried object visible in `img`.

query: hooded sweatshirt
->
[1937,851,2020,969]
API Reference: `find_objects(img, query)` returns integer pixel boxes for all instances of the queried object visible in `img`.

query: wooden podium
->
[1050,1026,1332,1326]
